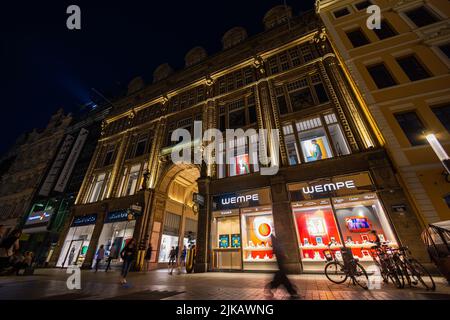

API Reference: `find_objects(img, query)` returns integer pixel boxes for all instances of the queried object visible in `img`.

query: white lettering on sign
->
[221,194,259,206]
[302,180,356,194]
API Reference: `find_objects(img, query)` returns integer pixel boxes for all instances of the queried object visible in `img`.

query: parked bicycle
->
[324,242,369,290]
[370,244,435,291]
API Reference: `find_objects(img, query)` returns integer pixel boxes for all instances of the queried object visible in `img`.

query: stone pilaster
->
[108,132,132,198]
[81,208,107,269]
[194,176,211,273]
[270,175,302,274]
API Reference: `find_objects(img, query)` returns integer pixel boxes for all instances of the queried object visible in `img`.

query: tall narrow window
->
[296,117,334,163]
[405,6,439,28]
[346,29,370,48]
[89,173,106,203]
[367,63,397,89]
[396,55,431,81]
[355,0,372,11]
[324,113,351,156]
[125,164,141,196]
[334,7,350,18]
[283,124,301,165]
[432,104,450,133]
[438,43,450,59]
[103,146,115,166]
[395,111,427,146]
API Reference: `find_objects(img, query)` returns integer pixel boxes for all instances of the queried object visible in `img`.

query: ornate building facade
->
[51,6,427,273]
[0,109,72,234]
[316,0,450,225]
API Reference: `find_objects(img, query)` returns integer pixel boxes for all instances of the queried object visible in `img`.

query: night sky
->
[0,0,315,155]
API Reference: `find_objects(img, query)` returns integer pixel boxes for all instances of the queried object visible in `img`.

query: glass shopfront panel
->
[158,212,181,263]
[292,199,342,271]
[241,207,276,270]
[211,188,275,271]
[333,193,397,264]
[289,172,398,271]
[57,224,95,267]
[93,219,136,267]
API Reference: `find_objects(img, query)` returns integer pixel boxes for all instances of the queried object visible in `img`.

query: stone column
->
[321,53,377,150]
[270,175,302,274]
[194,175,211,273]
[107,131,132,198]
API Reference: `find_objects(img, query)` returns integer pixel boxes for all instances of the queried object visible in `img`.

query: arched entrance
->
[149,163,200,268]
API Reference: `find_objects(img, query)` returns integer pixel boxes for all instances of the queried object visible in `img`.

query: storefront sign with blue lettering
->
[105,210,133,223]
[72,214,97,227]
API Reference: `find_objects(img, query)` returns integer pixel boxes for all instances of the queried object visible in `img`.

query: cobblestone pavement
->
[0,268,449,300]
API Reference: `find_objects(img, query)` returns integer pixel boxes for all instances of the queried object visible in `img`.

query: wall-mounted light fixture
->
[425,132,450,181]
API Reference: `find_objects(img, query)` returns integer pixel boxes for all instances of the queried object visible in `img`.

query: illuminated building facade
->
[316,0,450,225]
[50,6,427,273]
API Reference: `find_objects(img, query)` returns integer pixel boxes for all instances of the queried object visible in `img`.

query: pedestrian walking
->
[105,245,117,272]
[168,246,177,275]
[95,245,105,272]
[0,229,21,270]
[177,245,187,274]
[120,239,136,284]
[265,234,299,299]
[144,244,153,272]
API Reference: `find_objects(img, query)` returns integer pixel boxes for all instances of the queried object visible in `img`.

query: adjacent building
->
[50,6,428,273]
[0,109,72,234]
[316,0,450,225]
[20,105,110,265]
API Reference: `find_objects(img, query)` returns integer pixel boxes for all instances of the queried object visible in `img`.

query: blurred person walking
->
[144,244,153,272]
[265,234,299,299]
[120,239,136,284]
[0,229,21,270]
[95,245,105,272]
[105,245,117,272]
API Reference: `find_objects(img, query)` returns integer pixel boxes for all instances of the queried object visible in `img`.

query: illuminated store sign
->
[105,210,134,223]
[212,188,271,210]
[72,214,97,227]
[25,210,53,226]
[302,180,356,194]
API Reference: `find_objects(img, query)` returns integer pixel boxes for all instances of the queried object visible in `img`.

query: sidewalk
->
[0,268,449,300]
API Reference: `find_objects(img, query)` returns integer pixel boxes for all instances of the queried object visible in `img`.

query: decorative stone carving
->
[153,63,174,83]
[263,5,292,30]
[185,46,208,67]
[222,27,248,50]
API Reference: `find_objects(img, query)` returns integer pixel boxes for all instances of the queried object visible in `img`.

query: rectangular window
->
[432,104,450,133]
[355,0,372,11]
[314,83,329,104]
[438,43,450,59]
[296,117,333,163]
[277,95,289,115]
[373,20,397,40]
[290,88,314,112]
[367,63,397,89]
[395,111,427,146]
[405,6,439,28]
[283,124,301,165]
[103,146,115,166]
[346,29,370,48]
[334,7,350,18]
[125,164,141,196]
[134,137,148,157]
[89,173,106,203]
[229,109,246,129]
[396,55,430,81]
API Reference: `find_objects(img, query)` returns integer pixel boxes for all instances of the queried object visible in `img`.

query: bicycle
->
[324,243,369,290]
[396,246,435,291]
[370,245,404,289]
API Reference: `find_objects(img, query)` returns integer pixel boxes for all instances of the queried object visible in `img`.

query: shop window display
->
[212,214,241,270]
[158,234,179,263]
[57,224,95,267]
[333,193,397,262]
[93,220,136,267]
[241,207,277,270]
[292,200,342,271]
[299,128,333,162]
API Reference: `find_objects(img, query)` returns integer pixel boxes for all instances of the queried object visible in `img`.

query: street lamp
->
[425,132,450,176]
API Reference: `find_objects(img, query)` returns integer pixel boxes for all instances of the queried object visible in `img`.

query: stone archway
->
[148,163,200,268]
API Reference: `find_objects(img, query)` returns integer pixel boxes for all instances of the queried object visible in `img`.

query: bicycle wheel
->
[387,263,405,289]
[352,262,369,290]
[325,261,347,284]
[408,259,436,291]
